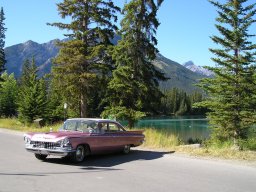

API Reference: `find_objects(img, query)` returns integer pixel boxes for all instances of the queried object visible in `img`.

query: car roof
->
[66,118,118,123]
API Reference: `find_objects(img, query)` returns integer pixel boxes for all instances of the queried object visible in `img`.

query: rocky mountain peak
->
[183,61,214,77]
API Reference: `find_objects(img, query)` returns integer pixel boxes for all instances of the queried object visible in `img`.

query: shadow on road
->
[45,149,175,168]
[0,149,174,177]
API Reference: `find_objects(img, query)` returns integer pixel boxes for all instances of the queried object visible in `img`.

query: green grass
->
[140,128,181,149]
[176,142,256,162]
[175,138,256,162]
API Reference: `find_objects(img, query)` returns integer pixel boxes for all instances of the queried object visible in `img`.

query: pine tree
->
[0,7,6,80]
[49,0,120,118]
[0,72,18,117]
[197,0,256,146]
[102,0,167,127]
[18,58,48,123]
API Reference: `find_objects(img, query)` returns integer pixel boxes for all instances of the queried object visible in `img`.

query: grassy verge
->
[1,118,256,162]
[176,144,256,162]
[135,127,256,162]
[0,118,61,132]
[140,128,181,149]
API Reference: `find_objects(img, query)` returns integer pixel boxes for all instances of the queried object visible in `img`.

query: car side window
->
[97,123,106,134]
[108,123,121,132]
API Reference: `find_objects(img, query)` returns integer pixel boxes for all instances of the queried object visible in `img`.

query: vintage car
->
[24,118,145,163]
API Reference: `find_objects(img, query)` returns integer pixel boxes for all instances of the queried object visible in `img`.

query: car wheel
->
[71,145,86,163]
[123,145,131,154]
[35,154,48,161]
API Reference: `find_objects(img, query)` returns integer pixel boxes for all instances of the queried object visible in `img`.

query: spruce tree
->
[18,58,48,123]
[197,0,256,146]
[102,0,166,127]
[49,0,120,118]
[0,7,6,80]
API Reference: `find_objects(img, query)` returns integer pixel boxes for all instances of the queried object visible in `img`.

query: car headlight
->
[58,138,71,148]
[24,136,31,144]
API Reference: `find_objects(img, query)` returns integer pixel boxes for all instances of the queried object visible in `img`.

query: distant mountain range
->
[4,39,210,92]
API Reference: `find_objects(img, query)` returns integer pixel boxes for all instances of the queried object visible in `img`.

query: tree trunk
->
[128,118,135,129]
[80,93,87,118]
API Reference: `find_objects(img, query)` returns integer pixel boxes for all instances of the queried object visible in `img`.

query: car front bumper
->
[25,146,76,157]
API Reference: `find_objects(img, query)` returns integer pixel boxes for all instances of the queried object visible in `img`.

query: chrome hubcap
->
[124,145,130,153]
[76,146,84,161]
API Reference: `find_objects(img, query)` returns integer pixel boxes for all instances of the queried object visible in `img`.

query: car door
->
[89,122,116,154]
[105,122,126,150]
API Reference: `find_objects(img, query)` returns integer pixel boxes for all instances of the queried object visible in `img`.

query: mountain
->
[4,40,206,92]
[5,39,60,77]
[183,61,214,77]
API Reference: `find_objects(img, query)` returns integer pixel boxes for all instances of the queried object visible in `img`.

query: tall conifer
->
[18,58,48,123]
[102,0,166,127]
[49,0,120,117]
[197,0,256,146]
[0,7,6,80]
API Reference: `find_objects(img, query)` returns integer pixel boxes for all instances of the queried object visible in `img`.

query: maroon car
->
[24,118,145,163]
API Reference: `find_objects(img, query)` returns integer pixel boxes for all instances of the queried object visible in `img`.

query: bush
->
[187,137,203,144]
[239,138,256,151]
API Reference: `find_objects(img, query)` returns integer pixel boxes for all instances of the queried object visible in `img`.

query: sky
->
[1,0,255,67]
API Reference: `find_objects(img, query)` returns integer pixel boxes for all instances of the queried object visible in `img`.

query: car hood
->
[26,131,90,142]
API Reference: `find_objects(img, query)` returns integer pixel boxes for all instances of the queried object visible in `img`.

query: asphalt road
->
[0,129,256,192]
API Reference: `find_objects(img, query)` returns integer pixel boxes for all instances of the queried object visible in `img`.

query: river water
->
[133,116,210,142]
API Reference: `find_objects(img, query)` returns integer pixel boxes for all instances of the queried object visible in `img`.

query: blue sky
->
[1,0,255,67]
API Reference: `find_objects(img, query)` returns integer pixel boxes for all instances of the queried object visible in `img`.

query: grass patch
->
[140,128,181,149]
[0,118,61,132]
[176,145,256,162]
[176,139,256,162]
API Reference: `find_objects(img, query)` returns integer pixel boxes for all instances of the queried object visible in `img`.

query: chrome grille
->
[31,141,60,149]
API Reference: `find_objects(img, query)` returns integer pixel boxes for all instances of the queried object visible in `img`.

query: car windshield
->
[60,120,98,133]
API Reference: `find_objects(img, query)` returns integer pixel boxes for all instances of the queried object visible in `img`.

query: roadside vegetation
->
[142,129,256,162]
[177,137,256,162]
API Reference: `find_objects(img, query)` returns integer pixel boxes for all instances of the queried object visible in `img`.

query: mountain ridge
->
[5,39,60,77]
